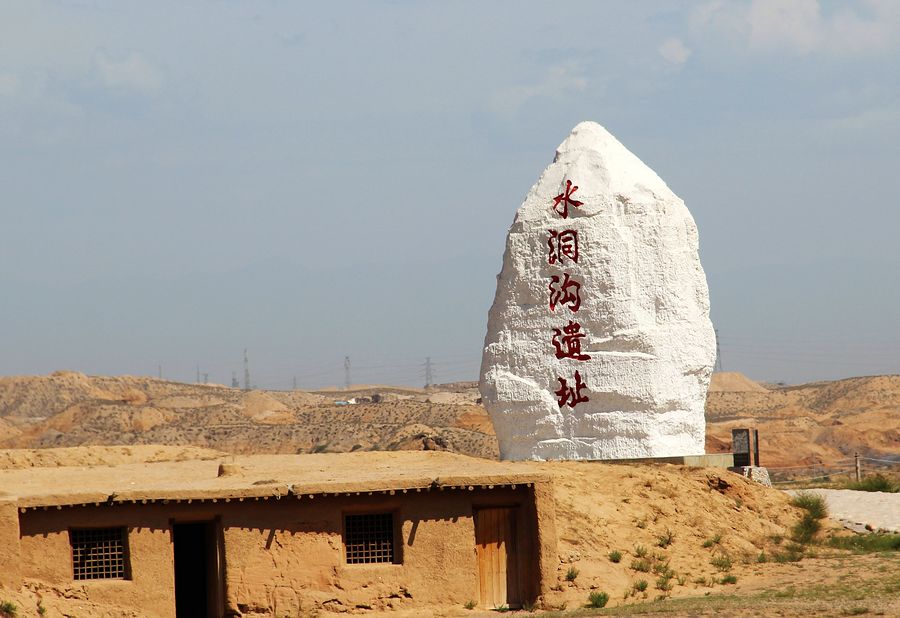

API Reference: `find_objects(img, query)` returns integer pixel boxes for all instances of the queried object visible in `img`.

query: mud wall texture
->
[0,501,21,589]
[17,486,552,617]
[19,503,181,617]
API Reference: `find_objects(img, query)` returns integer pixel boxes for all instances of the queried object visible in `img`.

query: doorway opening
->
[173,521,222,618]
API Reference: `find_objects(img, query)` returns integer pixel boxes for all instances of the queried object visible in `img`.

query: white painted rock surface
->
[479,121,716,461]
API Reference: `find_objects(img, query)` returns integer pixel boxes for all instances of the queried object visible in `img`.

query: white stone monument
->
[480,121,716,461]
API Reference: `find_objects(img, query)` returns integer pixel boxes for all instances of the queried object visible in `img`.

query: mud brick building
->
[0,452,557,617]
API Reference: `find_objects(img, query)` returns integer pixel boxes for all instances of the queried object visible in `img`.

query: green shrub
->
[719,575,738,585]
[0,601,17,618]
[630,558,651,573]
[634,579,649,592]
[827,533,900,552]
[702,533,722,548]
[652,560,673,577]
[792,513,822,544]
[634,544,648,558]
[656,528,675,548]
[790,491,828,520]
[587,591,609,608]
[655,575,673,591]
[844,474,898,493]
[565,566,579,582]
[37,603,46,617]
[757,552,768,563]
[464,600,476,610]
[608,550,622,563]
[710,552,732,572]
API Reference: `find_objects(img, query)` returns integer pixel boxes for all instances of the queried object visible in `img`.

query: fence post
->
[753,429,760,467]
[855,452,861,482]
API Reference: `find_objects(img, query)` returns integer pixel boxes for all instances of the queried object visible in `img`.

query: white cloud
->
[490,63,588,116]
[693,0,900,56]
[747,0,822,53]
[658,38,692,65]
[94,51,164,93]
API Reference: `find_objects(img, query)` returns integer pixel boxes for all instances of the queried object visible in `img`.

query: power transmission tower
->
[196,364,200,383]
[202,373,209,384]
[292,376,297,390]
[231,371,239,388]
[344,356,351,390]
[424,357,434,388]
[243,349,251,391]
[158,365,162,380]
[714,328,723,372]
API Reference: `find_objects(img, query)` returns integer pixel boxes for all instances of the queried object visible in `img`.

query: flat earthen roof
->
[0,451,548,509]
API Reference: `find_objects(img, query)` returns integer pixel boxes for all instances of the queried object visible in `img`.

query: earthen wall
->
[0,501,21,589]
[17,485,552,616]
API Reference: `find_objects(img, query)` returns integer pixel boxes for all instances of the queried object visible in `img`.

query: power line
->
[243,349,251,391]
[424,357,434,388]
[715,328,723,372]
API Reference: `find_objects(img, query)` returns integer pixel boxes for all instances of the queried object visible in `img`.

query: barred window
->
[70,527,129,580]
[344,513,396,564]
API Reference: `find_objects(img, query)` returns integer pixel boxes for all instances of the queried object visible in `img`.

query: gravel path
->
[786,489,899,533]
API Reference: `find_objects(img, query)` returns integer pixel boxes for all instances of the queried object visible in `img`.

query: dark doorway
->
[173,521,221,618]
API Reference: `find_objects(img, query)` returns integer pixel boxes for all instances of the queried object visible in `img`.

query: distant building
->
[0,452,556,617]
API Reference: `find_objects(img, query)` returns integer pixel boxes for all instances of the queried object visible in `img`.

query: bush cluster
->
[790,491,828,544]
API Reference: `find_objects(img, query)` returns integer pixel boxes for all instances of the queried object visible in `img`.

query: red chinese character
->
[552,320,591,361]
[552,179,583,219]
[548,229,579,265]
[548,273,583,312]
[555,370,589,409]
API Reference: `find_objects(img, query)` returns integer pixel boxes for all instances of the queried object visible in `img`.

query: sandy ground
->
[787,488,900,533]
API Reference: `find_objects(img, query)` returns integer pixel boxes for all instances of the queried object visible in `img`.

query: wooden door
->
[474,507,521,609]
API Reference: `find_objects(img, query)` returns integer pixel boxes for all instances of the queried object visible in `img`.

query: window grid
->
[70,528,128,580]
[344,513,394,564]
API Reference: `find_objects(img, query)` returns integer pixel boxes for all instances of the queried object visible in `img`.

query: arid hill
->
[0,372,496,459]
[1,371,898,476]
[705,373,900,475]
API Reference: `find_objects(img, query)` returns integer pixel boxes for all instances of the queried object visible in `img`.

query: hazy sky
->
[2,0,898,388]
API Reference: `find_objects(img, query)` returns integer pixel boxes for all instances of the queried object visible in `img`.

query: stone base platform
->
[585,453,735,468]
